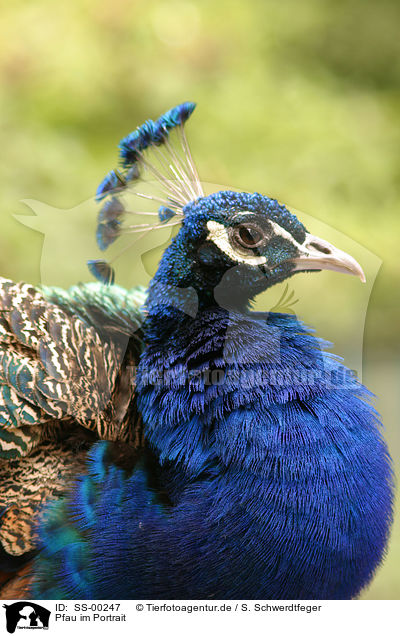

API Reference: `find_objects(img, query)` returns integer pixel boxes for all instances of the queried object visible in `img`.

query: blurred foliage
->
[0,0,398,599]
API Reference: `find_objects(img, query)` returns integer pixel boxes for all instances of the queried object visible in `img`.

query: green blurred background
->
[0,0,398,599]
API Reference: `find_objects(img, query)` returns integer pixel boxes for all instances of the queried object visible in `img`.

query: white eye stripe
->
[268,220,304,251]
[206,221,267,266]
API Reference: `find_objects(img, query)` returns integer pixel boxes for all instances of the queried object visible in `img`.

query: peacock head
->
[169,189,365,307]
[88,102,365,310]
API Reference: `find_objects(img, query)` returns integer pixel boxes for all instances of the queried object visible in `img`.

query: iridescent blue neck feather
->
[132,306,392,599]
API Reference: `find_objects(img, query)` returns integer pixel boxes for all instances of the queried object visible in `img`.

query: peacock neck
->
[137,305,329,482]
[136,302,393,602]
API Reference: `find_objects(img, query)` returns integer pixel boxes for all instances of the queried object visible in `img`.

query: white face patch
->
[206,221,267,266]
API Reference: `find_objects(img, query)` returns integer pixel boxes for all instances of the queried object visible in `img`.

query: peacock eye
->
[233,224,264,250]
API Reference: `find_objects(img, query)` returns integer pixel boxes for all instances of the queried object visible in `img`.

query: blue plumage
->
[159,101,196,129]
[87,260,115,285]
[118,101,196,168]
[98,197,125,224]
[31,105,393,600]
[96,219,121,251]
[158,206,177,223]
[95,169,127,202]
[33,309,392,599]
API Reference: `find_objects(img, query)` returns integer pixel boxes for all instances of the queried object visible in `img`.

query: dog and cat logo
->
[3,603,50,633]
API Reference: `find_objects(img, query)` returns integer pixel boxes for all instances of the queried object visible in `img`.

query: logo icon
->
[3,602,50,633]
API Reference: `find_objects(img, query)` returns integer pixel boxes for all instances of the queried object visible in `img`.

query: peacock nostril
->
[308,241,331,255]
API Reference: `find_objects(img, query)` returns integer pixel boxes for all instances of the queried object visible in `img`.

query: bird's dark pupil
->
[238,226,262,247]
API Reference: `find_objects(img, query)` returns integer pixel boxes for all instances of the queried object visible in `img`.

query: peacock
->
[1,103,394,599]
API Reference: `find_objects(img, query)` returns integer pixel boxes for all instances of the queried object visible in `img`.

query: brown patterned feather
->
[0,429,93,558]
[0,277,145,457]
[0,278,146,588]
[0,563,33,599]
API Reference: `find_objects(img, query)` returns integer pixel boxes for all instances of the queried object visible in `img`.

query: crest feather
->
[88,102,202,283]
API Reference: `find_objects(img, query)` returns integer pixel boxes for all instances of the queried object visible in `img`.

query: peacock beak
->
[290,233,366,283]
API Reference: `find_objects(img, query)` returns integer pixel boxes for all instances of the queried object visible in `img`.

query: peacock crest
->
[88,102,202,285]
